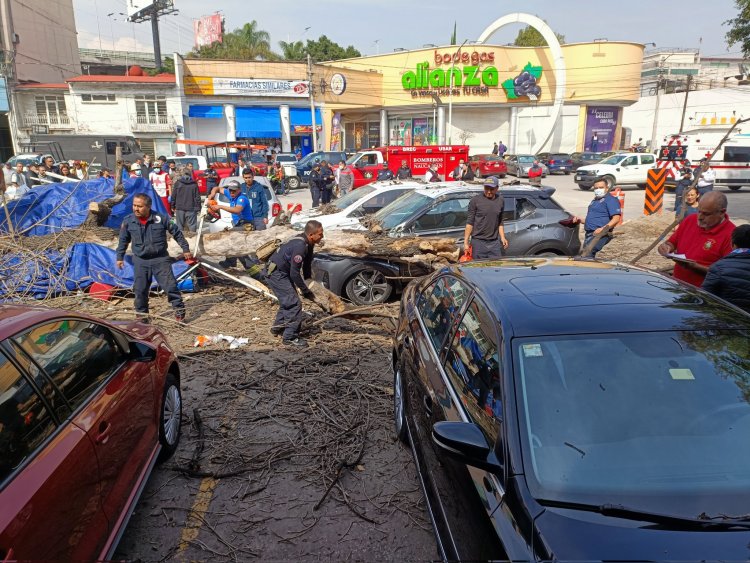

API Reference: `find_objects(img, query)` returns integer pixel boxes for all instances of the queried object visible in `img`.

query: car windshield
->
[599,154,627,165]
[173,157,200,170]
[334,185,375,210]
[345,154,361,165]
[480,155,502,162]
[249,154,266,164]
[514,330,750,514]
[275,155,297,163]
[518,156,535,163]
[297,153,316,166]
[373,191,433,230]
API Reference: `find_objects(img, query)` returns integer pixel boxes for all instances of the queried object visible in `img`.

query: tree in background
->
[513,25,565,47]
[305,35,361,62]
[190,20,277,60]
[279,40,306,61]
[726,0,750,57]
[146,57,175,76]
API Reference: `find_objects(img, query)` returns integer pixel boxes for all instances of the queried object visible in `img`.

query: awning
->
[235,107,281,138]
[289,107,322,127]
[188,105,224,118]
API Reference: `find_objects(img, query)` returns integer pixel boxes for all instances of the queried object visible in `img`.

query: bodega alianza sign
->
[401,48,543,101]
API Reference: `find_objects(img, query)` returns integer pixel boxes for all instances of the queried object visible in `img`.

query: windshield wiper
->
[538,499,750,530]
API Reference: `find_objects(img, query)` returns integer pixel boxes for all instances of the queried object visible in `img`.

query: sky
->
[72,0,742,61]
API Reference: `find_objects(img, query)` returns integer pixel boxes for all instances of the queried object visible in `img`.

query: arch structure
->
[477,13,566,154]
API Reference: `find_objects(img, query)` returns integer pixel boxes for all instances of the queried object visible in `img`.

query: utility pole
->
[307,54,318,150]
[678,74,693,133]
[150,10,162,68]
[650,74,664,152]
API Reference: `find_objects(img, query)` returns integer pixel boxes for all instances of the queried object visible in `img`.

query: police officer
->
[116,193,193,322]
[241,168,270,230]
[266,220,324,347]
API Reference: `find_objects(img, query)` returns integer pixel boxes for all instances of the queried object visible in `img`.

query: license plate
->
[575,175,581,181]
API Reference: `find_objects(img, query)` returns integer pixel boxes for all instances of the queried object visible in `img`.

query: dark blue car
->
[393,258,750,560]
[537,152,574,175]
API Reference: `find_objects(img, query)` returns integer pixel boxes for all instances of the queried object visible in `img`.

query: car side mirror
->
[129,341,157,363]
[432,421,503,473]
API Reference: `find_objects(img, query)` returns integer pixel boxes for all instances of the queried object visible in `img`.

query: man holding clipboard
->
[658,192,735,286]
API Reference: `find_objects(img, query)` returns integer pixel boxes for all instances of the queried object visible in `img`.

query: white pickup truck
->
[574,152,656,190]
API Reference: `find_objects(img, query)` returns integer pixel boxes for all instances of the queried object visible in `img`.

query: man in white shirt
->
[424,163,441,182]
[696,158,716,196]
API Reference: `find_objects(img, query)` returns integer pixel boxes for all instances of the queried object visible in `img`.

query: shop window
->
[344,121,380,151]
[389,117,435,146]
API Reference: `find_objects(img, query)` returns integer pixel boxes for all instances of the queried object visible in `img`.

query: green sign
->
[402,62,499,90]
[502,62,543,100]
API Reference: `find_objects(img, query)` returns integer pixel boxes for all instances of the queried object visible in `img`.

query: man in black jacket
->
[702,224,750,312]
[265,220,324,347]
[319,160,335,204]
[116,193,193,321]
[169,168,201,233]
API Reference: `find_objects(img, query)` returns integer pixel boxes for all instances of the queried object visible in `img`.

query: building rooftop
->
[67,74,175,84]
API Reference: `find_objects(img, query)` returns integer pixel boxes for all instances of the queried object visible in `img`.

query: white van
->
[659,131,750,191]
[574,152,657,190]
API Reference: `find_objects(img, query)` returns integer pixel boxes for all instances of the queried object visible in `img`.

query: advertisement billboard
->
[584,106,620,152]
[127,0,174,19]
[194,14,222,48]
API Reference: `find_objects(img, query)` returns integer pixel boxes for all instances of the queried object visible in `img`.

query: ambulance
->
[658,128,750,191]
[345,145,469,189]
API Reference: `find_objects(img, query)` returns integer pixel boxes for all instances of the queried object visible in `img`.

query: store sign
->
[293,124,323,134]
[402,50,499,98]
[502,62,543,101]
[184,76,310,98]
[0,78,8,113]
[330,73,347,95]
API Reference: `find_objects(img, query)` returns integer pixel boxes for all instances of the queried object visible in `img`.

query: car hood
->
[534,507,750,560]
[292,211,367,231]
[577,163,617,172]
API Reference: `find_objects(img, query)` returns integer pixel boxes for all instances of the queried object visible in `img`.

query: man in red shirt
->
[658,191,735,286]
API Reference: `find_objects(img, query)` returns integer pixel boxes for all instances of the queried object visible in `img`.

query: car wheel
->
[345,268,393,305]
[564,171,571,175]
[394,368,408,444]
[603,175,615,190]
[158,373,181,462]
[286,176,301,190]
[729,186,742,191]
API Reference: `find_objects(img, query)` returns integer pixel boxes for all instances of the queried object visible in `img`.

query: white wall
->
[450,107,510,154]
[623,86,750,147]
[515,104,581,154]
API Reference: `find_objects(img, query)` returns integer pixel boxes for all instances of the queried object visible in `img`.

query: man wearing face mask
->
[335,160,354,196]
[573,179,621,257]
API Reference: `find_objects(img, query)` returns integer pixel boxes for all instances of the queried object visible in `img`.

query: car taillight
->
[272,203,281,217]
[549,159,555,164]
[559,217,577,228]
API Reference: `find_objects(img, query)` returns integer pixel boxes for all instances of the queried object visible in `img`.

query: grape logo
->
[503,63,543,100]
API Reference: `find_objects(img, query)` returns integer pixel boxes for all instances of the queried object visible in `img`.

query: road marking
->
[177,476,217,555]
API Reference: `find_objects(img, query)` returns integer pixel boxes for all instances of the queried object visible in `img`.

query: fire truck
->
[346,145,469,189]
[658,129,750,191]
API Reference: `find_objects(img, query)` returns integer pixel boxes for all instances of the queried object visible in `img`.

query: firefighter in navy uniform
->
[116,193,193,322]
[265,220,324,347]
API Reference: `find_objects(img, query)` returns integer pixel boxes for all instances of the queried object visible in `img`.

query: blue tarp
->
[0,177,167,236]
[0,242,189,300]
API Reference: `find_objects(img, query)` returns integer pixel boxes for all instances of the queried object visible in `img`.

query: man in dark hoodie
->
[169,166,201,233]
[702,224,750,313]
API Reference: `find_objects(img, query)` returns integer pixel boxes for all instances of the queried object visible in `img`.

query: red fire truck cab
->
[347,145,469,189]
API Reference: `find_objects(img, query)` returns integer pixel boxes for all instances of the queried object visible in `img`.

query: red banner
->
[194,14,222,48]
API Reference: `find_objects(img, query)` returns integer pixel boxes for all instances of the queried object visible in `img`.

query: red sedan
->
[0,306,182,561]
[468,154,507,179]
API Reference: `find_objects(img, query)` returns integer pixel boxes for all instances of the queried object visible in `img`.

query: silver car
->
[505,154,549,178]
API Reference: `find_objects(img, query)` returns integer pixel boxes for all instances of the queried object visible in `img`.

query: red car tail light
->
[272,203,281,217]
[549,159,555,164]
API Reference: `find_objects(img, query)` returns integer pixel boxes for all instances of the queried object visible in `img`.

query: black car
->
[570,151,615,171]
[312,184,580,305]
[392,258,750,561]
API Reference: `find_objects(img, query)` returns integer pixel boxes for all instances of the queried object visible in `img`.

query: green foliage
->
[189,20,277,60]
[304,35,361,62]
[513,25,565,47]
[145,56,175,76]
[279,40,306,61]
[725,0,750,57]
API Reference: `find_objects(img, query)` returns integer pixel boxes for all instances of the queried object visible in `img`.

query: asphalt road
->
[277,175,750,224]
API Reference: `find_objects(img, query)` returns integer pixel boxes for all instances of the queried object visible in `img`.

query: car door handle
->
[527,224,542,230]
[95,421,111,444]
[423,395,433,417]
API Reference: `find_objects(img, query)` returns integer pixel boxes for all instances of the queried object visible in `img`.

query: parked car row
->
[309,180,580,306]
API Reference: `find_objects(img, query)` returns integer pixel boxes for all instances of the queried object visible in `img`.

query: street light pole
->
[447,39,467,145]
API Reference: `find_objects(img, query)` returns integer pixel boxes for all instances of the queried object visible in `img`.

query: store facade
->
[316,15,644,155]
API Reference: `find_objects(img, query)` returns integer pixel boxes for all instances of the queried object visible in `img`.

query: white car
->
[291,181,422,231]
[574,152,657,190]
[206,176,281,233]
